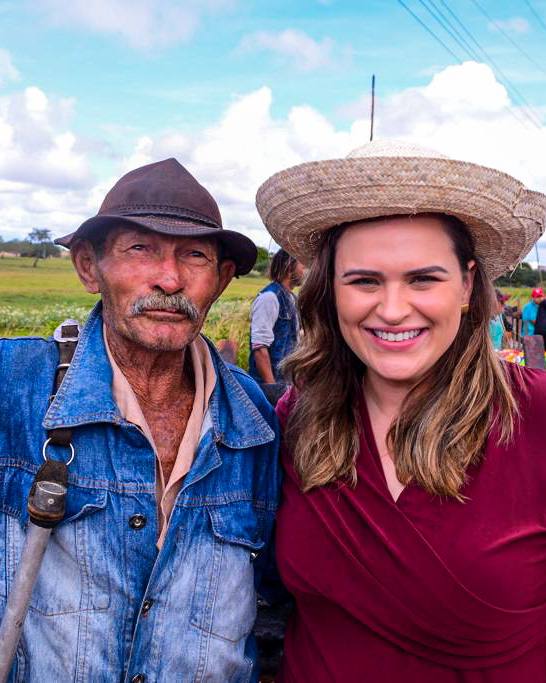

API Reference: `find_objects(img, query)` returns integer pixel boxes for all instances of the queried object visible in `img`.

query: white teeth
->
[373,329,421,342]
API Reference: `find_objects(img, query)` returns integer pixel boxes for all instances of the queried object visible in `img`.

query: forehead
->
[335,215,456,268]
[105,226,217,251]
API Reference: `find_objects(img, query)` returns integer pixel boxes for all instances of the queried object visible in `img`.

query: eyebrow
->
[341,266,449,277]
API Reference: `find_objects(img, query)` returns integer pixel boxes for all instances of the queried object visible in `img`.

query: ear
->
[71,241,101,294]
[214,259,236,300]
[462,259,476,305]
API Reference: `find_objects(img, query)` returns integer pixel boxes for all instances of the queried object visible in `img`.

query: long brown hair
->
[283,214,519,499]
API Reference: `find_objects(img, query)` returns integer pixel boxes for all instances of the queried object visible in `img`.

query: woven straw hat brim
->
[256,156,546,280]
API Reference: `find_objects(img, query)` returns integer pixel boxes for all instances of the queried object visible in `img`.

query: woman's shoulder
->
[275,385,298,429]
[504,361,546,415]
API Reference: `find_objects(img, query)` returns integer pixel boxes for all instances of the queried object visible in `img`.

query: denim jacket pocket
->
[190,502,265,643]
[0,463,110,615]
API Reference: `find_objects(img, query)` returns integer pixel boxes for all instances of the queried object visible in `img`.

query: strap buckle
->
[53,319,81,344]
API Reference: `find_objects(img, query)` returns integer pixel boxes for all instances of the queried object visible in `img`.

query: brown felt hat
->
[55,158,257,276]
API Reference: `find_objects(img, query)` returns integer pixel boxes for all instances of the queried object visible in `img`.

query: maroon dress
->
[275,366,546,682]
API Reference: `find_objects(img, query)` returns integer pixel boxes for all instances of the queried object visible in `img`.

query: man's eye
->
[128,244,148,251]
[180,250,211,265]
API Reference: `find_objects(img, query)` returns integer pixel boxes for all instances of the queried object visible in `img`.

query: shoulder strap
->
[47,320,80,447]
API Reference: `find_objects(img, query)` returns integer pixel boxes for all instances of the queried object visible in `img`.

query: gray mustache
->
[131,293,200,322]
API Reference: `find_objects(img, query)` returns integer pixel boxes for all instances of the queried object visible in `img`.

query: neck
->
[105,327,193,408]
[363,371,413,421]
[279,275,293,291]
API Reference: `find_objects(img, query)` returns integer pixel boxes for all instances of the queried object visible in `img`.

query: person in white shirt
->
[249,249,304,403]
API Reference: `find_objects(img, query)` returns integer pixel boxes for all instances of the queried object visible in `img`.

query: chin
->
[129,324,198,352]
[369,361,429,385]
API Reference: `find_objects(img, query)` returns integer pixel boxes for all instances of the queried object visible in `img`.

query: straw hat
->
[255,140,546,280]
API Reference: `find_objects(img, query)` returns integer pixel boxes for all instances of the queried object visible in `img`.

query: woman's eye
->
[350,277,379,286]
[411,275,440,284]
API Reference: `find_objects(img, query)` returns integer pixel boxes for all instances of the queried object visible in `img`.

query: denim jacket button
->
[141,598,154,615]
[250,551,259,562]
[131,675,146,683]
[129,514,147,530]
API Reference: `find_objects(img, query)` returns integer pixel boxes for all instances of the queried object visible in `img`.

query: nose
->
[376,284,412,324]
[151,254,186,295]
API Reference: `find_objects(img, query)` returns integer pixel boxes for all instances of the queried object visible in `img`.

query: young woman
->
[256,140,546,682]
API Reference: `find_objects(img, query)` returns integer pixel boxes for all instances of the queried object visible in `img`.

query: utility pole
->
[370,74,375,141]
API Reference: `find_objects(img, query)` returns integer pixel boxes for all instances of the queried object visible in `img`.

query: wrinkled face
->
[333,215,474,387]
[74,227,235,352]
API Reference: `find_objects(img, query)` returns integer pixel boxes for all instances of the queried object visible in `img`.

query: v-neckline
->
[359,395,412,507]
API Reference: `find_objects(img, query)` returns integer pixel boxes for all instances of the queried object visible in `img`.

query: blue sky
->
[0,0,545,257]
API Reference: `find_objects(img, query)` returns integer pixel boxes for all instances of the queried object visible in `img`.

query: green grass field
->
[0,257,540,368]
[0,257,267,368]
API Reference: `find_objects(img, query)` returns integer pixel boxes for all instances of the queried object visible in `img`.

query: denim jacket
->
[0,303,281,682]
[248,282,298,384]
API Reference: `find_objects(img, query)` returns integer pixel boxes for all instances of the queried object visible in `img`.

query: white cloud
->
[488,17,530,34]
[116,86,363,245]
[371,62,546,193]
[117,61,546,250]
[239,29,336,72]
[0,86,91,189]
[34,0,233,50]
[1,61,545,259]
[0,48,19,86]
[0,85,96,239]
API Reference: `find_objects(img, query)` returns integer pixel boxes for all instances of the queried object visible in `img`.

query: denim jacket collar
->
[43,302,275,449]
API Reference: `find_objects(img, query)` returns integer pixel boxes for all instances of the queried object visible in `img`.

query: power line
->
[470,0,546,78]
[420,0,482,61]
[418,0,482,61]
[396,0,463,62]
[397,0,542,129]
[434,0,543,128]
[523,0,546,36]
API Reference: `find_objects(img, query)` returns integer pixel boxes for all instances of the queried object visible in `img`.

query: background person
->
[522,287,544,336]
[248,249,304,404]
[490,288,512,350]
[533,294,546,346]
[256,139,546,682]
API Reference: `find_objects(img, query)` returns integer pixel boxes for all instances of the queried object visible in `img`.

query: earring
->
[461,303,470,314]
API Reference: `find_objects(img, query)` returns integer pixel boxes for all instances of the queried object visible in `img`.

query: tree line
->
[495,262,544,288]
[0,229,61,266]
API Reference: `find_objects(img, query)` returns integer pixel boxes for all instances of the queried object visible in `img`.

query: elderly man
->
[0,159,280,681]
